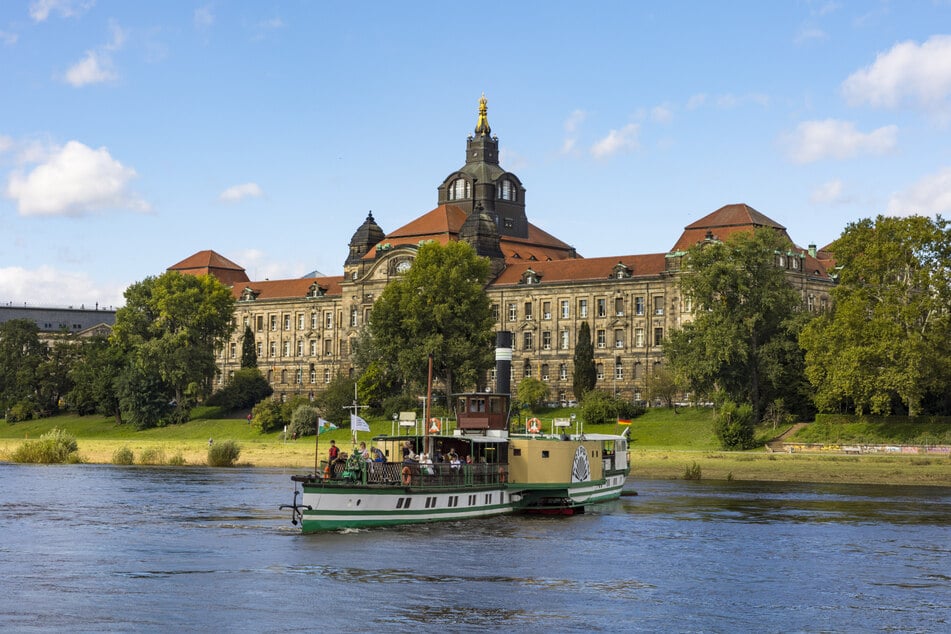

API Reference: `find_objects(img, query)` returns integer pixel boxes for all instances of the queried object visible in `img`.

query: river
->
[1,463,948,632]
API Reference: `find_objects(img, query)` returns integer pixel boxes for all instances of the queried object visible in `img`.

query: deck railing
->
[326,460,507,487]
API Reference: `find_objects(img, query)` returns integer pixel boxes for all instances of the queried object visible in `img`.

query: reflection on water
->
[1,464,949,632]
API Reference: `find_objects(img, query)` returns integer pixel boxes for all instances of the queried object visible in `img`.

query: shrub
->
[579,390,644,425]
[112,446,135,465]
[289,404,319,438]
[10,428,79,464]
[251,399,284,433]
[167,452,186,466]
[6,400,37,423]
[683,461,702,480]
[138,447,167,465]
[713,400,756,450]
[207,439,241,467]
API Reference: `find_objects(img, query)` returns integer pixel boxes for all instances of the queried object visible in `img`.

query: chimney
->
[495,331,512,396]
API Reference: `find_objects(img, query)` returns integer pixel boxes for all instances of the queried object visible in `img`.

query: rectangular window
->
[229,343,236,359]
[524,362,533,378]
[350,308,358,327]
[283,341,290,357]
[508,303,517,321]
[243,317,249,328]
[579,299,588,318]
[559,364,568,381]
[269,342,276,357]
[542,301,552,320]
[654,296,665,316]
[270,315,277,331]
[257,315,264,332]
[635,327,645,348]
[654,327,664,346]
[560,329,570,350]
[311,312,318,329]
[524,301,533,320]
[257,342,263,356]
[310,340,317,356]
[597,329,606,348]
[284,314,291,330]
[683,297,693,313]
[614,329,624,348]
[324,369,331,383]
[560,300,569,318]
[542,331,552,350]
[541,364,550,381]
[597,298,606,317]
[298,314,305,330]
[615,297,624,316]
[615,363,624,380]
[596,364,604,380]
[635,297,645,316]
[296,369,303,385]
[491,304,500,321]
[523,331,534,351]
[324,312,333,329]
[297,340,304,356]
[324,339,332,355]
[310,369,317,384]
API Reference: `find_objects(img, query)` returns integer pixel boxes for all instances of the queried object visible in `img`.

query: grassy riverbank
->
[2,409,949,486]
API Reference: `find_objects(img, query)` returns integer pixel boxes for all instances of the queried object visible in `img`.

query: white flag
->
[351,414,370,432]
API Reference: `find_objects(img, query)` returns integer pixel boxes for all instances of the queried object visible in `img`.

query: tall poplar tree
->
[572,321,597,399]
[240,325,257,368]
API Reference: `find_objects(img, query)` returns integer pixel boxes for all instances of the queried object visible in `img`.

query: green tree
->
[645,365,681,408]
[316,374,358,426]
[800,215,951,416]
[572,321,597,399]
[67,336,125,423]
[206,367,273,411]
[665,228,809,421]
[355,241,494,397]
[240,325,257,368]
[713,400,756,450]
[516,377,549,410]
[0,319,47,415]
[35,337,79,416]
[111,271,236,426]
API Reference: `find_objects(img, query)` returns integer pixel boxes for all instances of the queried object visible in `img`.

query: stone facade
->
[179,97,835,403]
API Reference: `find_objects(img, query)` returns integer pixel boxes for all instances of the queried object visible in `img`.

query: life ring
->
[429,418,441,433]
[527,417,541,434]
[401,465,412,486]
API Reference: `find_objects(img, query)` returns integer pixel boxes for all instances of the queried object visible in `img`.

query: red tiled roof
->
[491,253,668,287]
[233,276,345,300]
[367,204,578,261]
[671,203,791,252]
[168,250,250,285]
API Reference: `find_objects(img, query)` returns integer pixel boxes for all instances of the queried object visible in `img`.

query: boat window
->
[513,448,521,456]
[542,451,550,458]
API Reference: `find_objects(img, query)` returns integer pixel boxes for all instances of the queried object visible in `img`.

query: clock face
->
[396,259,411,273]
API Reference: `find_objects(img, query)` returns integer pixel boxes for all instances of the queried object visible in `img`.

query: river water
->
[1,463,948,633]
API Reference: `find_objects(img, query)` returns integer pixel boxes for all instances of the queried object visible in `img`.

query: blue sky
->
[2,1,950,309]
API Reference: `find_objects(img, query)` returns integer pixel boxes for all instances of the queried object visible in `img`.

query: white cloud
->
[62,20,125,87]
[887,166,951,216]
[0,265,125,308]
[0,135,12,153]
[29,0,94,22]
[219,182,264,202]
[65,50,116,86]
[651,105,673,124]
[590,123,640,159]
[194,6,215,29]
[0,30,18,46]
[233,249,307,282]
[842,35,951,113]
[560,109,586,154]
[782,119,897,163]
[810,179,848,204]
[5,140,150,216]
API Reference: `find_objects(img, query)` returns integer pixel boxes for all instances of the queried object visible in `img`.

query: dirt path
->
[766,422,808,451]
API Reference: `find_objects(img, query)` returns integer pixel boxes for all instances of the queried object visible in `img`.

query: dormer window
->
[448,178,470,201]
[521,269,540,285]
[308,283,325,298]
[240,287,259,301]
[498,179,516,201]
[612,263,631,279]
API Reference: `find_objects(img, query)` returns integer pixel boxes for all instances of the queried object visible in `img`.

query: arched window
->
[449,178,470,201]
[498,179,515,201]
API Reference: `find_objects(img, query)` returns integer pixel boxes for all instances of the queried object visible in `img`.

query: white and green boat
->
[281,334,630,533]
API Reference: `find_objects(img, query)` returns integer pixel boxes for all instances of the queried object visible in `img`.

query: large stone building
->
[171,96,835,404]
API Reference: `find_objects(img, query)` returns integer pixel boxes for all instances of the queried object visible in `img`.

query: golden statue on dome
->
[475,92,491,136]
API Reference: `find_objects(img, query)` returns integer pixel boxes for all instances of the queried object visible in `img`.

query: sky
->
[2,1,951,309]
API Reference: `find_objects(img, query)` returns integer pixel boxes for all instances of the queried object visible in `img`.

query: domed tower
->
[459,201,505,276]
[437,94,528,239]
[344,211,385,279]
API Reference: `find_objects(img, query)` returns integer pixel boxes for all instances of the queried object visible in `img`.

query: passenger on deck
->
[401,440,413,461]
[450,452,461,471]
[420,453,434,476]
[357,441,369,458]
[371,447,385,462]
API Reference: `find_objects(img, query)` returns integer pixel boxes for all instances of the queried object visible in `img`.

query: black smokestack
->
[495,330,512,396]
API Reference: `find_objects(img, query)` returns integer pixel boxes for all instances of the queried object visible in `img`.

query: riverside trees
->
[352,241,494,403]
[800,215,951,416]
[665,228,811,423]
